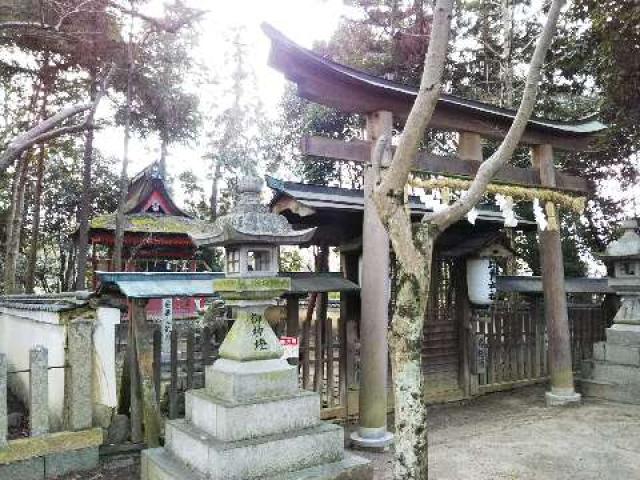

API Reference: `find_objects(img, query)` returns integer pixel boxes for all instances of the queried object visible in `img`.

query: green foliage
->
[113,2,202,150]
[279,248,307,273]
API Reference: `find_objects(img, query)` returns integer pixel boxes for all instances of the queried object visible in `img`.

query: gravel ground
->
[58,385,640,479]
[355,384,640,479]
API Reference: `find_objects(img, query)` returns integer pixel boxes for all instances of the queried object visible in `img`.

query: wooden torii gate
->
[263,23,606,447]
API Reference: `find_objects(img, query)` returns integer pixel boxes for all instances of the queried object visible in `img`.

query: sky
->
[94,0,353,192]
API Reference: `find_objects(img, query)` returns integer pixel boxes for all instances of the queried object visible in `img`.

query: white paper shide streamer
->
[533,198,548,231]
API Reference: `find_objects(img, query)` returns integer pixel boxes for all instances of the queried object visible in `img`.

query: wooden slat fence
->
[476,298,607,393]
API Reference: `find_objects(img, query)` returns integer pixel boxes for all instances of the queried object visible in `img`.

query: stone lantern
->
[582,218,640,404]
[599,218,640,327]
[192,175,316,361]
[141,176,373,480]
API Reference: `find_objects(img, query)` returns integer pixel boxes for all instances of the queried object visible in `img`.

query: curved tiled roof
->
[262,23,606,138]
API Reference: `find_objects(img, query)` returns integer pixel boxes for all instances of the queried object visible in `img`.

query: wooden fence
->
[476,299,607,393]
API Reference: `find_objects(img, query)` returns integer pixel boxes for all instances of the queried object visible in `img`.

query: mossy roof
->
[90,213,211,235]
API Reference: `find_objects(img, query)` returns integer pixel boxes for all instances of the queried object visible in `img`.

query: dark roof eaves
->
[262,23,607,136]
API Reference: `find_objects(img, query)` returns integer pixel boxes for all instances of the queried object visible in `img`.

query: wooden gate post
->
[351,110,394,449]
[532,144,581,406]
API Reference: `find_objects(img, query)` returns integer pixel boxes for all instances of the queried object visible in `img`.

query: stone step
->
[185,388,321,441]
[165,419,345,480]
[590,361,640,385]
[141,448,372,480]
[592,342,640,366]
[263,452,373,480]
[606,325,640,346]
[205,358,298,403]
[581,379,640,405]
[141,448,206,480]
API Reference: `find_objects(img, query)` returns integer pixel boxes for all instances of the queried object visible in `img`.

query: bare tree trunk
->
[3,154,30,293]
[25,144,45,293]
[210,160,222,219]
[159,131,168,181]
[113,36,134,271]
[75,69,98,290]
[500,0,514,107]
[25,69,52,293]
[389,238,433,479]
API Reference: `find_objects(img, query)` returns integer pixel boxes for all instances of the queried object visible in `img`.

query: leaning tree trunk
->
[75,69,98,290]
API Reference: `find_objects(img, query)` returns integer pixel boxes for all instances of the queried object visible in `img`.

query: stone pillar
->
[532,144,581,406]
[30,346,49,436]
[458,131,483,161]
[351,110,394,449]
[0,353,7,448]
[66,319,93,431]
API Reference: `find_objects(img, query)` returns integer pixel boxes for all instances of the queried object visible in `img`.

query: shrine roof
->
[0,291,90,312]
[90,213,210,236]
[95,271,359,299]
[267,176,535,228]
[125,162,190,216]
[267,176,429,214]
[263,23,606,151]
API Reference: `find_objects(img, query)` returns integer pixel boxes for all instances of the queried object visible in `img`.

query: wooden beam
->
[301,136,589,194]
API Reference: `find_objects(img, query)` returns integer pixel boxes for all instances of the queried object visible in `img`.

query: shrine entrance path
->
[354,384,640,479]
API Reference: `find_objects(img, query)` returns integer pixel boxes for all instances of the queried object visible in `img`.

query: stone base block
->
[142,448,205,480]
[165,419,344,479]
[594,343,640,366]
[44,446,99,478]
[186,389,320,441]
[606,324,640,346]
[206,358,298,403]
[142,448,372,480]
[264,452,373,480]
[590,361,640,384]
[581,379,640,404]
[0,457,44,480]
[545,389,582,407]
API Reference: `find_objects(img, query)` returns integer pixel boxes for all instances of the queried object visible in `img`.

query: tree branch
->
[371,0,455,277]
[0,64,114,174]
[429,0,566,232]
[106,1,206,33]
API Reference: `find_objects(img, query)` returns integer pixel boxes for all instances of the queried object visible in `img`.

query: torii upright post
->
[532,144,581,407]
[351,110,394,449]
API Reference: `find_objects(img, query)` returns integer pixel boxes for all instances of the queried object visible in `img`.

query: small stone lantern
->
[600,218,640,326]
[191,175,315,362]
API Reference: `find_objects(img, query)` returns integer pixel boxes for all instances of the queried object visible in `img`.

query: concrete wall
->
[0,305,120,432]
[0,307,66,431]
[94,307,120,411]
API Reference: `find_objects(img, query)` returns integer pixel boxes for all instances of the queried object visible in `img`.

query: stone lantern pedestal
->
[582,219,640,404]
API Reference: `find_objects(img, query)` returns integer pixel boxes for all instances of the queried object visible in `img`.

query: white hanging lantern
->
[466,258,497,306]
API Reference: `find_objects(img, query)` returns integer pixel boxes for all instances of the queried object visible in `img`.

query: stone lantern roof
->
[600,219,640,261]
[190,176,316,248]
